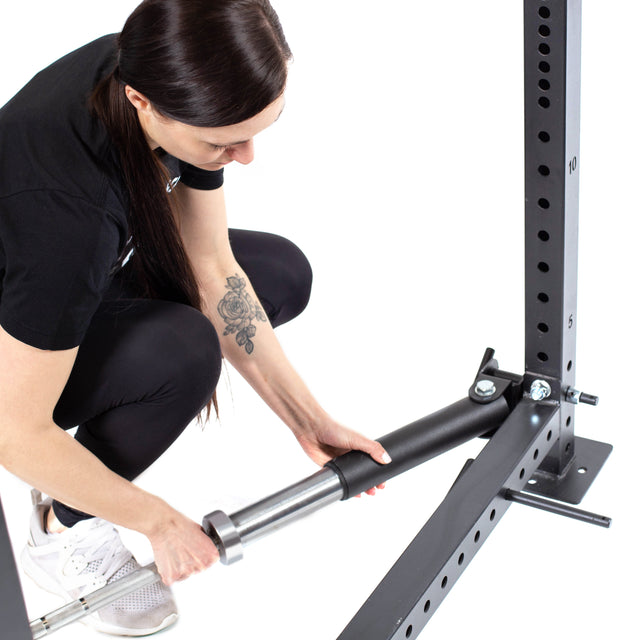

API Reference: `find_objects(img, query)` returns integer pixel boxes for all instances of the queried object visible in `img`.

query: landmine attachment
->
[29,351,611,639]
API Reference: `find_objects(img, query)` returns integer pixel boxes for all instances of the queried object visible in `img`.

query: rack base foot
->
[527,436,612,505]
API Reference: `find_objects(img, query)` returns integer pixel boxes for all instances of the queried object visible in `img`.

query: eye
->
[208,143,228,151]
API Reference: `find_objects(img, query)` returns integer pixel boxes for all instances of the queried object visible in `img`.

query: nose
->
[228,139,254,165]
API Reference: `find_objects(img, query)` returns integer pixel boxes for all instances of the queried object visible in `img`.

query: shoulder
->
[0,35,123,208]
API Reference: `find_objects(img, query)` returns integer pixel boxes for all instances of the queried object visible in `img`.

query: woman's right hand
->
[146,507,220,585]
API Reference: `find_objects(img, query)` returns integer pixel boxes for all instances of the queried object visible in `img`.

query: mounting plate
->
[526,436,612,505]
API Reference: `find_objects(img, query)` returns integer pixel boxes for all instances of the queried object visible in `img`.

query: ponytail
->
[90,72,201,308]
[89,0,292,419]
[90,72,214,417]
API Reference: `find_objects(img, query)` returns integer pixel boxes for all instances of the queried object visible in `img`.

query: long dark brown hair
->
[90,0,292,417]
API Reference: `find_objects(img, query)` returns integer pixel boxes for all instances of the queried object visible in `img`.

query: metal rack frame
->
[336,2,611,638]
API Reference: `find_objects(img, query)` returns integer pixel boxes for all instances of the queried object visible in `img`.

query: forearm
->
[198,267,390,473]
[199,265,326,436]
[175,183,328,436]
[175,184,389,472]
[0,421,173,537]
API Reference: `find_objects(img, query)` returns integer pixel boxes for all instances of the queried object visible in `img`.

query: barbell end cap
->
[202,510,244,565]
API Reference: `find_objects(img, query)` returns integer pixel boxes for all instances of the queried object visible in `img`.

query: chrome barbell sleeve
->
[203,467,344,564]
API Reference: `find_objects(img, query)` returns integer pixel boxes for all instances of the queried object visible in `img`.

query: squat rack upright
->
[335,2,611,638]
[0,1,612,638]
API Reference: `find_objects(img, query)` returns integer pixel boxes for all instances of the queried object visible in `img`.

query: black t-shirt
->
[0,35,222,351]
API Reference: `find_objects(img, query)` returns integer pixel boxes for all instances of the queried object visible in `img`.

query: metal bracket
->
[525,435,612,504]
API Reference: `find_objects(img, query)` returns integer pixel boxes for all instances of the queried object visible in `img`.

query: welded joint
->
[470,348,523,409]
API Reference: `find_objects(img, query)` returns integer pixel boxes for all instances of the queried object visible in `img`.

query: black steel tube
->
[505,490,611,528]
[325,397,511,500]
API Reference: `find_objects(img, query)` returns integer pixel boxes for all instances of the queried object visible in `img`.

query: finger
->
[343,430,389,464]
[358,438,391,466]
[162,572,176,586]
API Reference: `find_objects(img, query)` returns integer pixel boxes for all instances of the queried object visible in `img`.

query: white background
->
[1,1,638,639]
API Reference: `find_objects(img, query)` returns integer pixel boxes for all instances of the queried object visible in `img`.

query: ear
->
[124,86,154,114]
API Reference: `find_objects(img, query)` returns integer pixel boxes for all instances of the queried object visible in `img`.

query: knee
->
[137,303,222,411]
[267,235,313,327]
[171,307,222,410]
[230,229,313,327]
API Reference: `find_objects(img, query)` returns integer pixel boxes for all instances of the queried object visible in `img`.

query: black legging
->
[51,229,312,527]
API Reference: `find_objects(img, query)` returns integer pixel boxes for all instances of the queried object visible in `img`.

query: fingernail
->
[382,452,392,464]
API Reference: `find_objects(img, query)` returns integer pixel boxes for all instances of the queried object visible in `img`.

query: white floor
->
[2,2,639,639]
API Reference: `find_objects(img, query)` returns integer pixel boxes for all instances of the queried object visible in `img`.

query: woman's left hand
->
[293,419,392,496]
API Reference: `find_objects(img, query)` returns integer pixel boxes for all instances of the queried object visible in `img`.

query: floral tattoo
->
[217,275,267,354]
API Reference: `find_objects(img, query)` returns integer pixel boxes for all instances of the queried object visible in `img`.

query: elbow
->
[0,429,17,471]
[0,429,10,468]
[0,420,43,472]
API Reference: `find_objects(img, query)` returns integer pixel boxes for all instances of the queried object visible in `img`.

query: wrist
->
[287,404,333,439]
[135,494,179,540]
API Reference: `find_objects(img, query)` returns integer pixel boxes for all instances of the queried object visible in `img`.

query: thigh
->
[53,298,221,434]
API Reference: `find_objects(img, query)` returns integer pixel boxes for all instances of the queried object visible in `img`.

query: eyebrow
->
[206,105,285,147]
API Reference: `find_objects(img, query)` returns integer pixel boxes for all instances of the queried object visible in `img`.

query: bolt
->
[566,387,599,406]
[530,379,552,401]
[475,379,496,397]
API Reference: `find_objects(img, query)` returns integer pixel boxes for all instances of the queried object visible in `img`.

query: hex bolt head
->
[530,379,552,401]
[475,379,497,397]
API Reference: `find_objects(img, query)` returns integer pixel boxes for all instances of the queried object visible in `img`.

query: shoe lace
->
[68,519,133,585]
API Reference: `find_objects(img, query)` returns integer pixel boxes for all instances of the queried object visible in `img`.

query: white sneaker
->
[21,492,178,636]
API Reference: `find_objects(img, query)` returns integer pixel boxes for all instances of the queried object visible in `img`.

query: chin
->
[202,161,229,169]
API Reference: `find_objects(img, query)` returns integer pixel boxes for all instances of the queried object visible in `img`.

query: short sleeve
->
[0,190,122,350]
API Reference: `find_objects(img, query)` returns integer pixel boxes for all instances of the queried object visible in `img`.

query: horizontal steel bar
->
[505,489,611,528]
[205,396,511,563]
[30,565,160,639]
[232,468,344,545]
[203,468,344,564]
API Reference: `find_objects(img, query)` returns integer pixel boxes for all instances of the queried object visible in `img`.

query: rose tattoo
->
[217,275,267,354]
